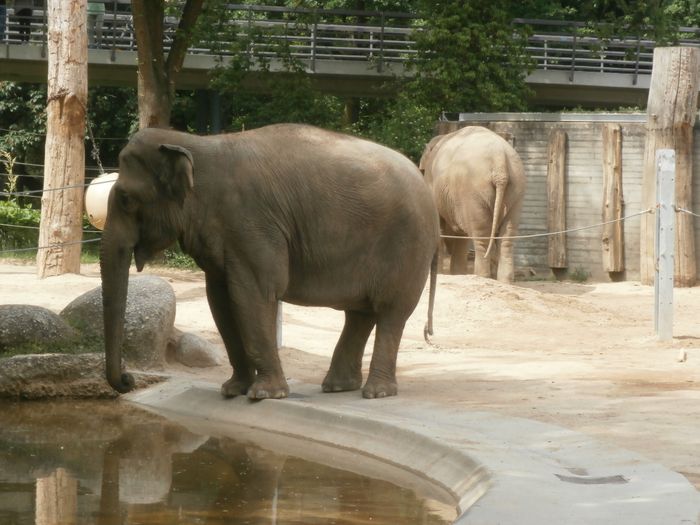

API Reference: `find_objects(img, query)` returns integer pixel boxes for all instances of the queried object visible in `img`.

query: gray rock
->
[0,353,116,399]
[172,332,224,368]
[0,305,78,354]
[0,353,166,400]
[60,275,176,369]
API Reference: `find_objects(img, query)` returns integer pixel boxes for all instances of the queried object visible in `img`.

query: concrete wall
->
[439,113,700,282]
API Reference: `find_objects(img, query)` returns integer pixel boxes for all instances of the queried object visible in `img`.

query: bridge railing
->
[514,19,700,84]
[2,5,700,81]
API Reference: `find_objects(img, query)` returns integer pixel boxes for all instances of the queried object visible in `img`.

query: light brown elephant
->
[419,126,527,282]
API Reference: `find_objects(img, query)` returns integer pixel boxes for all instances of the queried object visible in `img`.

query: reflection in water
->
[0,401,454,525]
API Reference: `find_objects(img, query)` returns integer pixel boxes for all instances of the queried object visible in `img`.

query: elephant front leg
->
[446,237,470,274]
[322,311,375,393]
[205,275,255,397]
[234,295,289,400]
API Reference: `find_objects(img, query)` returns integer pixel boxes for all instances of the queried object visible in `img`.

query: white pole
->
[654,149,675,341]
[276,301,283,348]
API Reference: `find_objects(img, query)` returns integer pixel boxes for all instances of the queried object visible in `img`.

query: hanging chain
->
[85,115,105,175]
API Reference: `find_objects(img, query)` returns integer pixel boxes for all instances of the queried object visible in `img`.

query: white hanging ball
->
[84,172,119,230]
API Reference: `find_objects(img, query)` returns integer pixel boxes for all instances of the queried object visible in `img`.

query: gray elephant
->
[101,124,440,400]
[419,126,526,282]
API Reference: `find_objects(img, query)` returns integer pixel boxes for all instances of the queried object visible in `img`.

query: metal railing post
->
[633,36,641,85]
[378,12,385,73]
[310,13,317,72]
[569,27,576,82]
[110,1,117,62]
[41,0,47,58]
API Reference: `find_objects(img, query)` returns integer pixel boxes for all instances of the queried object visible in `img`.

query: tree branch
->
[166,0,205,80]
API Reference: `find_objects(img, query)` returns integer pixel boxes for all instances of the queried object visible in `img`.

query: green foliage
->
[0,82,47,169]
[0,200,40,253]
[409,0,534,114]
[86,87,138,169]
[352,89,436,161]
[162,249,198,270]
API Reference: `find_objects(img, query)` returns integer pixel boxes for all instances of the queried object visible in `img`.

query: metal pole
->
[276,301,283,349]
[654,149,675,341]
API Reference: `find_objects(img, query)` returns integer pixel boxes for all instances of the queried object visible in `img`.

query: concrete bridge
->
[1,4,699,108]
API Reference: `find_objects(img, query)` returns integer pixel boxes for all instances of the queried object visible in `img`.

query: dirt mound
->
[436,275,630,327]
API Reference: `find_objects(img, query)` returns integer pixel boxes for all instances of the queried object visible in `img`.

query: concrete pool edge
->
[126,379,700,524]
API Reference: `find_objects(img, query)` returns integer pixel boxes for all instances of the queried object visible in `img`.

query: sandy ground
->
[2,261,699,491]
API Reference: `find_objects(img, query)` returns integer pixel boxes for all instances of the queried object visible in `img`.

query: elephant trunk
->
[100,226,136,394]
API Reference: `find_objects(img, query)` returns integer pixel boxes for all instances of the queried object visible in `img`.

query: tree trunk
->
[547,129,567,269]
[131,0,204,129]
[602,123,624,273]
[37,0,87,278]
[640,47,699,286]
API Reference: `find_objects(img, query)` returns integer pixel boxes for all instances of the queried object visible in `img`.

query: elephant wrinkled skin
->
[100,124,440,400]
[419,126,527,282]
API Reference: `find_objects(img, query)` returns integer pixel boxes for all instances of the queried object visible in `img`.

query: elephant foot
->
[220,375,252,398]
[362,378,398,399]
[247,376,289,400]
[321,371,362,393]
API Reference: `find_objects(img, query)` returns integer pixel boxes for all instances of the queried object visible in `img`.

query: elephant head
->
[100,133,194,393]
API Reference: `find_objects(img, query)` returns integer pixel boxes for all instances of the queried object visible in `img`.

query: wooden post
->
[602,123,624,273]
[640,47,699,286]
[36,468,78,525]
[547,129,567,269]
[37,0,88,277]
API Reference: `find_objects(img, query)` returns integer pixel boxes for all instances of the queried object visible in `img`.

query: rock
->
[0,353,164,400]
[60,275,176,369]
[0,353,116,399]
[172,332,224,368]
[0,305,78,354]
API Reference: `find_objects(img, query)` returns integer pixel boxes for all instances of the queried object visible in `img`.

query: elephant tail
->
[485,169,508,259]
[424,248,438,344]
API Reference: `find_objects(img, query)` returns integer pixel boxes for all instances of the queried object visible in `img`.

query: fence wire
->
[440,208,655,242]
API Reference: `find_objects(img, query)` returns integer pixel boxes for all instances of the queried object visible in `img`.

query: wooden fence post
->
[602,123,624,273]
[640,47,699,286]
[547,129,567,269]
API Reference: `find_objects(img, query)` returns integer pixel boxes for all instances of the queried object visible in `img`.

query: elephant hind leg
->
[323,311,375,393]
[362,312,406,399]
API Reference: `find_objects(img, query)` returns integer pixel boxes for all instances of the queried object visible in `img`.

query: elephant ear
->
[157,144,194,205]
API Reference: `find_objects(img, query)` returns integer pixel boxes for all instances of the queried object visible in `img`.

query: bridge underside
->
[0,44,660,108]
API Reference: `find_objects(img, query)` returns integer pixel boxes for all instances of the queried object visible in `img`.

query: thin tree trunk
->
[640,47,699,286]
[131,0,204,129]
[37,0,87,278]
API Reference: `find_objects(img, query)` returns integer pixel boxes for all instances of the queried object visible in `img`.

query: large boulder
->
[170,330,224,368]
[60,275,176,369]
[0,305,78,355]
[0,354,165,399]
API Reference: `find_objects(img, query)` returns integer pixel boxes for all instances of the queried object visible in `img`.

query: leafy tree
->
[409,0,534,115]
[131,0,204,128]
[0,82,46,168]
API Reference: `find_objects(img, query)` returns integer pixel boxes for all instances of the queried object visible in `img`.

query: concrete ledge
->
[126,379,700,524]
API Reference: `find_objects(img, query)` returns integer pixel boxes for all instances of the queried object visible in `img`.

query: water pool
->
[0,400,455,524]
